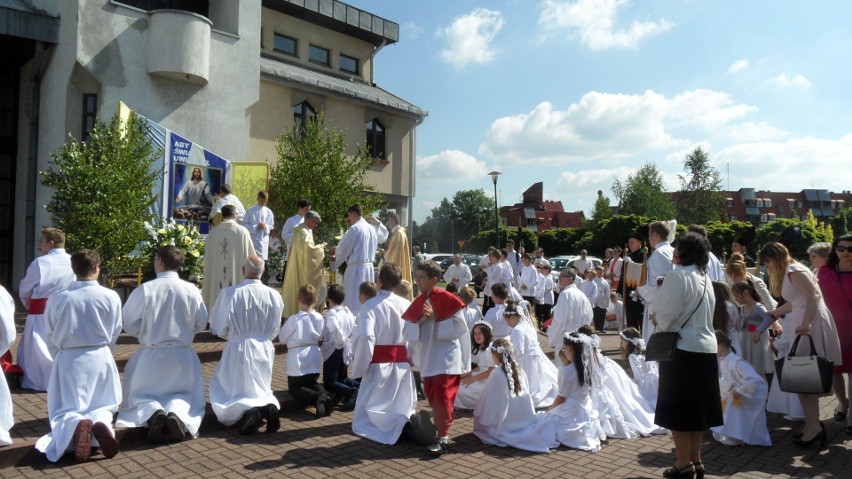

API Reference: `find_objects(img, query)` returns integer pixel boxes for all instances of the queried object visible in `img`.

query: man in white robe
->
[244,191,275,284]
[332,204,378,315]
[116,246,208,442]
[17,228,75,391]
[0,285,15,446]
[640,221,675,343]
[35,250,122,463]
[209,256,284,434]
[351,263,420,445]
[202,205,255,309]
[443,254,473,288]
[547,269,593,349]
[212,183,245,223]
[282,198,311,262]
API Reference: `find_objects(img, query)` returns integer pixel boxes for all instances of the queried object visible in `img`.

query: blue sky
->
[346,0,852,223]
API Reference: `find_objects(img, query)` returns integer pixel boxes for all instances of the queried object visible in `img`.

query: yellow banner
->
[231,162,269,207]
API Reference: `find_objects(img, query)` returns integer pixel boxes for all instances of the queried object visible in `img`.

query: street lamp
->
[488,170,501,248]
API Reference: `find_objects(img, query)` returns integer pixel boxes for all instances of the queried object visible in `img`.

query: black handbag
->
[645,276,706,362]
[774,334,834,394]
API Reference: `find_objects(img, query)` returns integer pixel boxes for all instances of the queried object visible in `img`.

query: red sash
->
[371,345,409,364]
[28,298,48,315]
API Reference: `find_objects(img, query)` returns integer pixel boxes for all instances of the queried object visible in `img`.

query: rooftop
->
[263,0,399,47]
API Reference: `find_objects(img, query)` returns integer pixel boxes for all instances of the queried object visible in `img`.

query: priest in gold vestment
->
[281,211,326,317]
[382,212,411,300]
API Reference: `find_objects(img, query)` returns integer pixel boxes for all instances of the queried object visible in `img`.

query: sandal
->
[662,464,695,478]
[835,410,847,422]
[693,462,705,479]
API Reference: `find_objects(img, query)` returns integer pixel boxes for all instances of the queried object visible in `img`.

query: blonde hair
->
[725,253,748,280]
[759,242,795,297]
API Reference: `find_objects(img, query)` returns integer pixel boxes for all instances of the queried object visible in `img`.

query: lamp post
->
[488,170,501,248]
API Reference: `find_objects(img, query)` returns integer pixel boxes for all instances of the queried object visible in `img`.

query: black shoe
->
[662,464,695,478]
[692,462,705,479]
[240,408,263,435]
[147,409,167,443]
[341,391,358,412]
[165,413,187,442]
[264,404,280,433]
[315,398,327,419]
[427,441,449,457]
[793,423,827,448]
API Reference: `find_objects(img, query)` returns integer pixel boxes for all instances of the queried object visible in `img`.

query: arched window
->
[294,101,316,138]
[366,119,385,160]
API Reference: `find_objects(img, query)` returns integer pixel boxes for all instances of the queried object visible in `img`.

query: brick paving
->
[3,311,851,478]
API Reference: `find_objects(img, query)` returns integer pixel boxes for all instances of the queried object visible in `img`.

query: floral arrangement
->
[140,219,204,283]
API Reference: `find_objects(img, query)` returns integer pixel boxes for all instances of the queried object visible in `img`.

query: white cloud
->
[717,121,789,143]
[438,9,505,69]
[728,59,748,74]
[538,0,673,50]
[402,21,424,39]
[417,150,490,180]
[764,73,812,90]
[478,89,755,164]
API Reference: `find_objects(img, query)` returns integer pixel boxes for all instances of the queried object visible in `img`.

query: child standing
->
[620,327,658,409]
[711,330,771,446]
[321,284,358,411]
[731,281,775,381]
[279,284,332,418]
[546,332,606,452]
[473,338,557,453]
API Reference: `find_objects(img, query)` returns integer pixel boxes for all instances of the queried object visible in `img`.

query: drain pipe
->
[25,41,48,266]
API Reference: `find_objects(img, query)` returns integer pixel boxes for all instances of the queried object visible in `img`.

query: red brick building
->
[500,182,585,231]
[682,188,852,226]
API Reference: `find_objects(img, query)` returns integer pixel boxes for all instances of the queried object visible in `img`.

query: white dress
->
[116,272,208,436]
[592,356,665,439]
[473,368,558,453]
[35,281,123,462]
[547,363,606,452]
[509,320,558,408]
[0,286,16,445]
[628,353,659,409]
[208,280,284,426]
[765,314,805,420]
[711,352,771,446]
[454,344,496,410]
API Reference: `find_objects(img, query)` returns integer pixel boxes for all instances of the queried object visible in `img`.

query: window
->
[729,214,737,221]
[756,199,764,207]
[760,214,768,223]
[293,101,316,137]
[726,199,733,207]
[340,54,359,74]
[832,200,837,209]
[798,201,803,209]
[789,200,795,209]
[366,119,385,160]
[82,94,97,141]
[309,44,330,66]
[764,198,772,208]
[274,33,297,56]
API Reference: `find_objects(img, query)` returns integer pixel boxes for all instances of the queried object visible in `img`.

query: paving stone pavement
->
[3,311,851,478]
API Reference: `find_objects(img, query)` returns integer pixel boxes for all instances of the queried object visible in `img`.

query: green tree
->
[755,217,833,260]
[536,228,583,256]
[468,226,537,254]
[586,190,613,230]
[830,206,852,237]
[676,147,725,225]
[703,220,756,260]
[40,112,162,280]
[268,113,385,244]
[611,162,675,219]
[416,189,494,252]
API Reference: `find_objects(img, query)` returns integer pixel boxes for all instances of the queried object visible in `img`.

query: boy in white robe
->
[35,250,122,463]
[483,283,511,339]
[351,263,422,445]
[322,284,358,411]
[279,284,331,418]
[331,204,378,315]
[17,227,75,391]
[209,256,284,434]
[116,246,208,442]
[0,285,16,445]
[243,191,275,284]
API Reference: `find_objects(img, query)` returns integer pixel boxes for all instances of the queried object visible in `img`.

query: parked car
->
[547,255,602,282]
[462,254,483,277]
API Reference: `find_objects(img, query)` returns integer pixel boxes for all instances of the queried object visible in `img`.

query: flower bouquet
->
[140,219,205,284]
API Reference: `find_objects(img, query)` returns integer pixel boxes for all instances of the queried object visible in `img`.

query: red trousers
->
[422,374,461,437]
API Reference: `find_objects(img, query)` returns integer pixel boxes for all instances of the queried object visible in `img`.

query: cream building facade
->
[0,0,425,288]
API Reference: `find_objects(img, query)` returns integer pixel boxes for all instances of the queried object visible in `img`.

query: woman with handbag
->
[816,234,852,434]
[761,241,842,447]
[651,232,721,479]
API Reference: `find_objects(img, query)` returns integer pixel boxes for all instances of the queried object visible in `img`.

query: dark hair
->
[715,329,733,350]
[731,280,762,303]
[711,281,733,333]
[378,263,402,290]
[157,245,185,271]
[359,281,378,299]
[500,248,509,259]
[257,191,268,200]
[220,184,232,195]
[563,332,588,387]
[828,234,852,269]
[649,221,670,241]
[327,284,345,305]
[40,227,66,247]
[221,204,237,218]
[506,240,515,246]
[491,282,508,300]
[521,253,531,261]
[471,322,493,353]
[676,232,710,272]
[346,203,363,216]
[620,327,643,356]
[298,284,317,306]
[297,198,312,209]
[687,224,708,238]
[445,282,458,294]
[417,260,442,280]
[71,249,100,276]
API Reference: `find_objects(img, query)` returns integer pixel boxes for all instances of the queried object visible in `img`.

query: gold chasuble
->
[282,224,327,317]
[385,225,412,300]
[201,220,254,309]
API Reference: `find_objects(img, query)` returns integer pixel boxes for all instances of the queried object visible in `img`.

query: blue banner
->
[169,132,230,234]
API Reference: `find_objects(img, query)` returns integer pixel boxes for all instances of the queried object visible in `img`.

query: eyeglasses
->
[837,245,851,253]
